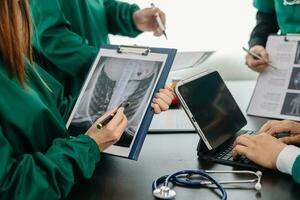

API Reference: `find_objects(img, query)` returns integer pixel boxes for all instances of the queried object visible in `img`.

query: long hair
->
[0,0,33,87]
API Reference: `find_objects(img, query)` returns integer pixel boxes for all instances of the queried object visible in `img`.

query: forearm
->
[276,145,300,183]
[104,0,142,37]
[0,134,100,200]
[249,11,279,48]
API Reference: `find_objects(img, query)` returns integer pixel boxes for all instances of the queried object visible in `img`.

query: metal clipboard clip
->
[117,45,151,56]
[284,34,300,42]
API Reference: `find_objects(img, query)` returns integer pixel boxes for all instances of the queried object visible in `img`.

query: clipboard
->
[66,44,177,160]
[247,34,300,121]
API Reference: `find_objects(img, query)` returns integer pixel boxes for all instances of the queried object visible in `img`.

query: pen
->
[150,3,168,40]
[242,47,278,70]
[96,102,130,130]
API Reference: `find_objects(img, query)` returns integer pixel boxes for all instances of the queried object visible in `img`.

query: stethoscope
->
[152,169,262,200]
[283,0,300,5]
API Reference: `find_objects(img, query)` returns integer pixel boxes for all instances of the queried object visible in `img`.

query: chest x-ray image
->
[288,67,300,90]
[281,93,300,117]
[68,56,163,147]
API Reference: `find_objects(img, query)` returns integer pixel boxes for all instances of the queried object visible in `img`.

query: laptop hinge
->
[197,139,210,157]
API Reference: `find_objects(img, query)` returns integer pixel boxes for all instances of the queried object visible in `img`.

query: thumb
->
[279,135,300,145]
[154,27,162,36]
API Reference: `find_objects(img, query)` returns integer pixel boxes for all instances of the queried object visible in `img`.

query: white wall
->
[110,0,259,80]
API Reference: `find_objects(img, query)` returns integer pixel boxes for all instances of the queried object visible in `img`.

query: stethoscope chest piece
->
[153,186,176,199]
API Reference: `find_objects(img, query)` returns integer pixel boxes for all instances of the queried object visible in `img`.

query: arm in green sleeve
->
[248,11,279,48]
[30,0,98,78]
[292,155,300,183]
[104,0,142,37]
[0,131,100,200]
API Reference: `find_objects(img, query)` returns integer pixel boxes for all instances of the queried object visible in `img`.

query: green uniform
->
[292,155,300,183]
[0,59,100,199]
[30,0,141,97]
[254,0,300,34]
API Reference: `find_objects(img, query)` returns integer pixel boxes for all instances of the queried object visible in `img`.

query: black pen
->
[96,102,130,130]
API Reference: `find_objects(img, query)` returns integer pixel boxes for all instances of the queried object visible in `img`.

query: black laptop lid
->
[177,71,247,149]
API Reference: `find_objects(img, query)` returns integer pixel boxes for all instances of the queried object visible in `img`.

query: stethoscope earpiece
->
[255,182,262,191]
[254,171,262,191]
[256,171,262,177]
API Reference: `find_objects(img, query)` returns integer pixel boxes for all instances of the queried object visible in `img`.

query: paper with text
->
[247,35,300,121]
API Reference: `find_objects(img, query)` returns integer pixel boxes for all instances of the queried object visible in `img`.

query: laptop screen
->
[177,71,247,149]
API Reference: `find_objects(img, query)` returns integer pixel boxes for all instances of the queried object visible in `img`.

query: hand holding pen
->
[96,103,130,130]
[86,105,128,151]
[132,3,167,39]
[244,45,278,72]
[150,3,168,40]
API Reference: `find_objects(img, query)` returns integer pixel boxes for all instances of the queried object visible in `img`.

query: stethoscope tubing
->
[153,170,227,200]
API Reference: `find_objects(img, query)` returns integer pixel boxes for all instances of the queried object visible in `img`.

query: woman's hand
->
[133,7,166,36]
[151,85,175,114]
[259,120,300,145]
[245,45,269,72]
[232,133,286,169]
[86,108,128,151]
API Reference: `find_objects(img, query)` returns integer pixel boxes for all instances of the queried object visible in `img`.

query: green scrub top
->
[30,0,141,97]
[254,0,300,34]
[0,59,100,199]
[292,155,300,183]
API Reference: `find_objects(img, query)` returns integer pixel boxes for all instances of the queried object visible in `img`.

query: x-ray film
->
[66,47,173,159]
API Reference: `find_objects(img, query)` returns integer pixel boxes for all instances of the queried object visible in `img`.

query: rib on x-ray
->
[69,57,162,147]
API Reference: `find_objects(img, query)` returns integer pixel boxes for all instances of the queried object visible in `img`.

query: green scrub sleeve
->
[30,61,77,122]
[248,11,279,48]
[253,0,275,14]
[104,0,142,37]
[31,0,98,78]
[292,155,300,183]
[0,133,100,200]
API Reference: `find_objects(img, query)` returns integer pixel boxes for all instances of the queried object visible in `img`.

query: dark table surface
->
[67,81,300,200]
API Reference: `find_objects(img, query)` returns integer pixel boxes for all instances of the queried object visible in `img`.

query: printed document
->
[247,35,300,121]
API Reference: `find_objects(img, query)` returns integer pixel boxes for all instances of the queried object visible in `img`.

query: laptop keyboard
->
[215,130,256,164]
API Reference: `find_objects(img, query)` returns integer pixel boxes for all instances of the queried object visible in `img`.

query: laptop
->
[175,70,259,169]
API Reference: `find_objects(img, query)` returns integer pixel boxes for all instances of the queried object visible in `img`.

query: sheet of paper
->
[149,108,195,132]
[171,51,214,71]
[247,35,300,120]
